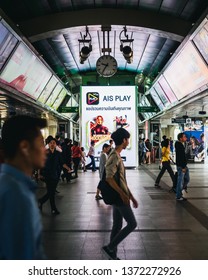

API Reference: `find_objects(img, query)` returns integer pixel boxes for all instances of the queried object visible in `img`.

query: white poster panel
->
[81,86,137,167]
[0,42,52,99]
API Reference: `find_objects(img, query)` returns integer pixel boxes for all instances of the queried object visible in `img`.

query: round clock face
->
[96,55,118,77]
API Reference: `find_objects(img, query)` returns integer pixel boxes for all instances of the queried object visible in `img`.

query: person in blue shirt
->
[0,115,47,260]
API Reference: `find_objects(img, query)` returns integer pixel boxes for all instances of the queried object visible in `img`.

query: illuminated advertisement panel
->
[0,21,18,71]
[158,75,178,103]
[81,86,137,167]
[164,41,208,100]
[51,88,67,110]
[45,82,62,107]
[139,96,155,119]
[153,83,170,107]
[38,75,58,104]
[0,42,52,99]
[149,87,164,110]
[193,21,208,65]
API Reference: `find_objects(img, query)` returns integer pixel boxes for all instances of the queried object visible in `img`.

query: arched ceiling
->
[0,0,208,91]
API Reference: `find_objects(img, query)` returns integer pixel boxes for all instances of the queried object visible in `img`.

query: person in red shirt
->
[71,141,84,178]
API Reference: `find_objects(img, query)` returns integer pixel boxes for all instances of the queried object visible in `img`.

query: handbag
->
[98,169,122,205]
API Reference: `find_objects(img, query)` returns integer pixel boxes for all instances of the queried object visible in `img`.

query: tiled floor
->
[37,162,208,260]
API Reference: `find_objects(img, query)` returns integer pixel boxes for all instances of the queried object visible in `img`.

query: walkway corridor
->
[37,163,208,260]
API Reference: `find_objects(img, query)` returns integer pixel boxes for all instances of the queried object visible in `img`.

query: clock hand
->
[102,63,108,74]
[101,63,108,66]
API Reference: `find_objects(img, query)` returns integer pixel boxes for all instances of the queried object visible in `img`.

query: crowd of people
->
[0,114,204,260]
[0,115,139,260]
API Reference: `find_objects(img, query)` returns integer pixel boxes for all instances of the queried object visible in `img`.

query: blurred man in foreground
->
[0,115,47,259]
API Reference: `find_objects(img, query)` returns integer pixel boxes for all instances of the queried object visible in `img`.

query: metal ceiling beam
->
[17,8,191,42]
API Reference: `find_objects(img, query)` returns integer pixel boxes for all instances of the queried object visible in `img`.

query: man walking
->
[102,128,138,260]
[175,132,190,201]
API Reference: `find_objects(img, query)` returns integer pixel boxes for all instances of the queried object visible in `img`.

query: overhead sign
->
[58,106,79,113]
[138,106,158,113]
[172,118,185,124]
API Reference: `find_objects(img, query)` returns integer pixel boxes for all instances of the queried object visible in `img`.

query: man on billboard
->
[91,115,109,136]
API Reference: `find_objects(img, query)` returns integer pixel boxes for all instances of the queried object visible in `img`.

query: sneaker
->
[102,246,117,260]
[176,197,187,201]
[95,195,103,200]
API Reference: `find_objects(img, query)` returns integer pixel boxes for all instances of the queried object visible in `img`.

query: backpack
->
[98,168,122,205]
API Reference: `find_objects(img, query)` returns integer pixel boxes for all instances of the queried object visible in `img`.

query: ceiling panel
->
[0,0,207,117]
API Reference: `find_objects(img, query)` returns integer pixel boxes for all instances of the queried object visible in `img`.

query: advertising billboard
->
[45,82,62,107]
[158,75,178,103]
[37,75,58,104]
[153,83,170,107]
[193,21,208,65]
[0,42,52,99]
[163,41,208,100]
[0,21,18,71]
[51,88,67,110]
[81,86,137,167]
[149,87,164,110]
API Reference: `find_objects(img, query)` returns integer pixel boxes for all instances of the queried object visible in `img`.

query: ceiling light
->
[79,45,92,64]
[122,46,133,64]
[119,26,134,64]
[78,26,92,64]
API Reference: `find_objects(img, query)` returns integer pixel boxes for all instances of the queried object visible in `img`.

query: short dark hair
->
[163,138,170,148]
[48,137,56,144]
[162,135,167,140]
[111,128,130,146]
[2,115,47,159]
[177,132,185,141]
[102,143,109,150]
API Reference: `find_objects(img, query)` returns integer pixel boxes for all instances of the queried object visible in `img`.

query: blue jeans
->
[176,166,190,199]
[86,155,96,171]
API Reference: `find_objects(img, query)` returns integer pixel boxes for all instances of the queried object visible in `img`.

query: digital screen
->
[0,42,52,99]
[139,96,155,119]
[37,75,58,104]
[153,83,170,107]
[45,82,62,107]
[51,88,67,110]
[82,86,137,167]
[164,41,208,100]
[66,96,78,107]
[149,87,164,110]
[158,75,178,103]
[0,21,18,71]
[193,21,208,65]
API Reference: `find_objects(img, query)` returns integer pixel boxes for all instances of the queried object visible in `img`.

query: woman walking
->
[155,138,175,188]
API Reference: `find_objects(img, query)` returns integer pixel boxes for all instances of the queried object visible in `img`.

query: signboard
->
[81,86,137,167]
[58,106,79,113]
[172,118,186,124]
[138,106,158,113]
